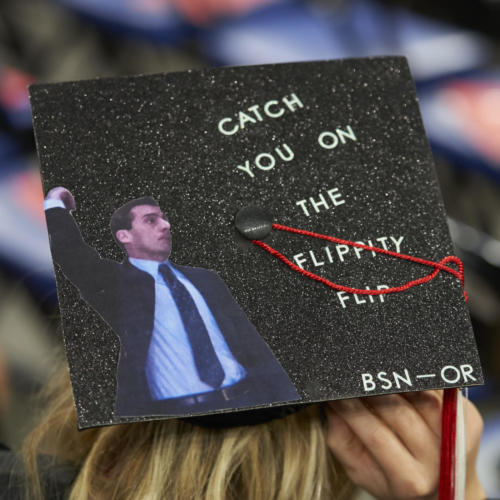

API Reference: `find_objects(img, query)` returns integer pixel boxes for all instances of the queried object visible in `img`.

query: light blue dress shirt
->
[129,258,246,400]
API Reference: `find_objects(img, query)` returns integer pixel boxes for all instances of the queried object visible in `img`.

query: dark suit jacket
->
[45,207,299,417]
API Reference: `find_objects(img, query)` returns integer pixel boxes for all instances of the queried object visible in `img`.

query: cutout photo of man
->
[44,187,299,417]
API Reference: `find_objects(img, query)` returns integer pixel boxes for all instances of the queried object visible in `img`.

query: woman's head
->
[23,365,352,500]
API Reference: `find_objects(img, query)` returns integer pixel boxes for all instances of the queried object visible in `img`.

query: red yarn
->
[440,388,458,500]
[252,223,467,301]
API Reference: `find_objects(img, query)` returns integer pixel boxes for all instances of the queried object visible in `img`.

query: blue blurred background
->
[0,0,499,493]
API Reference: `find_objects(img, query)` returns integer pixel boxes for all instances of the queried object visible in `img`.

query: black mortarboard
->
[29,57,483,430]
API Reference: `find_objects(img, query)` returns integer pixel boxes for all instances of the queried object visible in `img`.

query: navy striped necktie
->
[159,263,225,389]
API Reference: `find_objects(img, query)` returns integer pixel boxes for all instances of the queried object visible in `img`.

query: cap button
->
[234,206,273,240]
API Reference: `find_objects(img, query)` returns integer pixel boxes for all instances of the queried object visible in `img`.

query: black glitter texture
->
[30,57,483,429]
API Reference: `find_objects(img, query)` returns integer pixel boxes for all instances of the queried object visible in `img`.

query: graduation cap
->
[30,58,482,442]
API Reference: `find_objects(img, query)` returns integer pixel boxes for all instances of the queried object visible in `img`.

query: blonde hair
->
[22,364,353,500]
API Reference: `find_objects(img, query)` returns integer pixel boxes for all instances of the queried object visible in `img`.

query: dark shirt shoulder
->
[0,445,77,500]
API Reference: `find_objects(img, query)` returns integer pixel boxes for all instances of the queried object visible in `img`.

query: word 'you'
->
[236,126,357,178]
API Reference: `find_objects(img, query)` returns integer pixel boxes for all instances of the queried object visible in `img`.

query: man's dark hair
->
[110,196,159,248]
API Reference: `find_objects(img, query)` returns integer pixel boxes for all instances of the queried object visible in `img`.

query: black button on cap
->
[234,206,273,240]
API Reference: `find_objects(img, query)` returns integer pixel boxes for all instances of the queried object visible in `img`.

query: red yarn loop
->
[252,223,467,301]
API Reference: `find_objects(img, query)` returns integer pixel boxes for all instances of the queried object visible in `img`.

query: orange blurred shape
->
[10,170,47,226]
[0,66,34,110]
[169,0,275,24]
[442,81,500,164]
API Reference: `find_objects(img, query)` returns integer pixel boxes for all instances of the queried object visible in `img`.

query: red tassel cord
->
[251,224,467,498]
[440,388,458,500]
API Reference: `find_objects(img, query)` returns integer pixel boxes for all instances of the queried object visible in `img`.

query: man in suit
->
[44,187,299,417]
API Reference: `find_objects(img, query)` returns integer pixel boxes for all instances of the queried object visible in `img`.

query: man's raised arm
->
[44,186,112,295]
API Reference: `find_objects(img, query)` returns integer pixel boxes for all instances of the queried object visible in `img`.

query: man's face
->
[122,204,172,261]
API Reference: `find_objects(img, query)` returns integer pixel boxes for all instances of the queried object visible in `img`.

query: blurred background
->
[0,0,499,494]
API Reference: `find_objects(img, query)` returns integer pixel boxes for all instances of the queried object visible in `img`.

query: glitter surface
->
[30,57,483,429]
